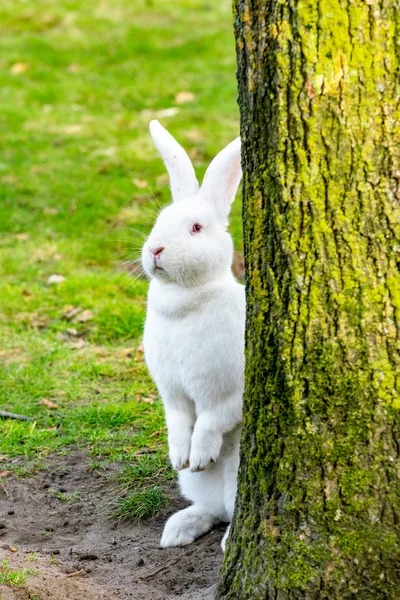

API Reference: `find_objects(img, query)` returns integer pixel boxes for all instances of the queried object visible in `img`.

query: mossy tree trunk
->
[217,0,400,598]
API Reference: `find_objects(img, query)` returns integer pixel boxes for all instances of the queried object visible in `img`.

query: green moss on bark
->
[217,0,400,598]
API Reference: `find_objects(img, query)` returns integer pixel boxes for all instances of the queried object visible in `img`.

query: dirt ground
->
[0,452,223,599]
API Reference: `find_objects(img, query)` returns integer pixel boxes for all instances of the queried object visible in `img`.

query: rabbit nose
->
[151,247,164,257]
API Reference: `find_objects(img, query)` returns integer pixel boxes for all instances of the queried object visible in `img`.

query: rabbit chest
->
[144,279,245,408]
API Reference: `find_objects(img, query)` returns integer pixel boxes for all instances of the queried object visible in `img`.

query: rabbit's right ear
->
[150,120,199,202]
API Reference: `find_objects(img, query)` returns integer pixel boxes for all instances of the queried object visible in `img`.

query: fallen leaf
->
[66,327,78,336]
[15,233,29,241]
[185,129,203,142]
[150,429,164,437]
[156,173,169,187]
[141,398,155,404]
[117,348,133,360]
[1,175,17,185]
[155,107,180,118]
[63,124,82,134]
[132,448,156,456]
[65,569,86,578]
[57,332,70,342]
[189,148,200,160]
[30,317,48,328]
[22,289,32,298]
[62,306,82,320]
[70,338,86,349]
[67,63,81,73]
[232,251,245,280]
[32,246,61,263]
[141,107,180,120]
[117,205,143,224]
[137,392,157,404]
[10,62,29,74]
[9,546,17,552]
[43,207,59,215]
[40,398,59,409]
[41,13,58,26]
[0,470,11,478]
[32,249,47,262]
[132,179,148,189]
[73,309,93,323]
[175,91,195,104]
[47,274,66,285]
[92,147,116,158]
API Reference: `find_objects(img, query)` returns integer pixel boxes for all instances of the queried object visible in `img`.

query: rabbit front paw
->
[169,442,190,471]
[189,430,223,472]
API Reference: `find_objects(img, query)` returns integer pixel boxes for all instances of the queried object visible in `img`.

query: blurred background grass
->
[0,0,241,507]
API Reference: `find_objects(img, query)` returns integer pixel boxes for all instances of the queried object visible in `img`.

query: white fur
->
[221,524,231,552]
[149,120,199,202]
[142,121,245,549]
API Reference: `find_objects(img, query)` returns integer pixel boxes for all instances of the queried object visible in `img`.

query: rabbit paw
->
[189,430,223,472]
[169,442,190,471]
[160,506,216,547]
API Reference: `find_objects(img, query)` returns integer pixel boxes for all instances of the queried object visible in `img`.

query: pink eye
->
[191,223,202,234]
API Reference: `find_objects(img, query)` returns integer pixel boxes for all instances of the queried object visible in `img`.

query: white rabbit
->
[142,120,245,548]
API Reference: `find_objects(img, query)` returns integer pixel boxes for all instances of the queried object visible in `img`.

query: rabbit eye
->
[190,223,202,234]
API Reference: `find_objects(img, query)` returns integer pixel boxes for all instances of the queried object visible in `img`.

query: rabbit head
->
[141,120,242,287]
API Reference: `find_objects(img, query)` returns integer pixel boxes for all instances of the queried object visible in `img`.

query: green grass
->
[111,486,168,523]
[116,453,175,487]
[0,559,35,587]
[25,553,40,563]
[0,0,241,518]
[49,489,81,503]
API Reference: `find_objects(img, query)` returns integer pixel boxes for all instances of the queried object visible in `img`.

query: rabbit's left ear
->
[200,137,242,224]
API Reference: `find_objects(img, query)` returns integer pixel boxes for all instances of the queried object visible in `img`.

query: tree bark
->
[217,0,400,598]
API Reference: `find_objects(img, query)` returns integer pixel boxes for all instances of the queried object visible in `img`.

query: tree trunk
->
[217,1,400,598]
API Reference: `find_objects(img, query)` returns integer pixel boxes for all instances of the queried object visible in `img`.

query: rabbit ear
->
[200,137,242,224]
[149,120,199,202]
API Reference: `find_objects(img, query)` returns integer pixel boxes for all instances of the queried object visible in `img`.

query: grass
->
[0,0,241,522]
[0,559,35,587]
[48,489,81,503]
[25,553,39,563]
[116,452,176,487]
[111,486,168,523]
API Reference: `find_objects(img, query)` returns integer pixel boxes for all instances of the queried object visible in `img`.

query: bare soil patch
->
[0,452,223,599]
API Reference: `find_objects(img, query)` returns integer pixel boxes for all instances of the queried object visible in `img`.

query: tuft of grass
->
[111,486,168,523]
[39,529,53,536]
[49,489,81,504]
[116,453,175,487]
[0,559,35,587]
[25,553,39,563]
